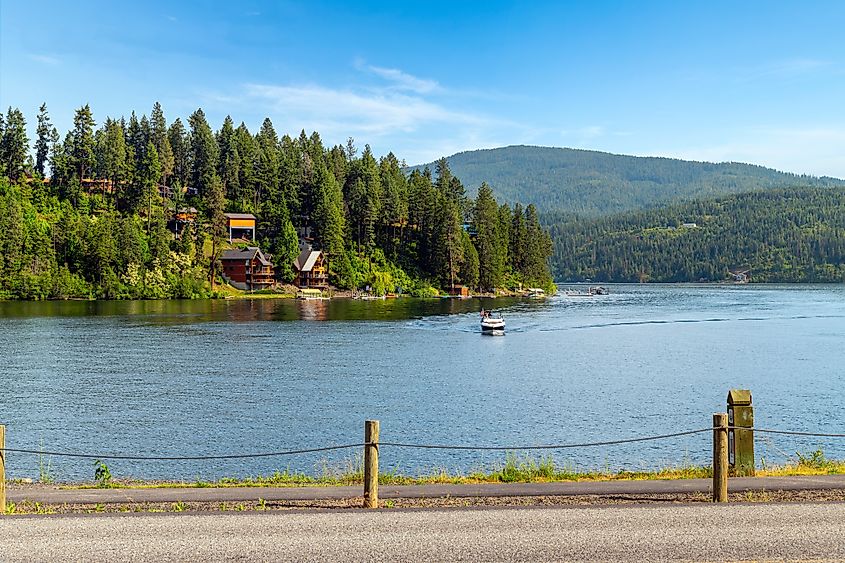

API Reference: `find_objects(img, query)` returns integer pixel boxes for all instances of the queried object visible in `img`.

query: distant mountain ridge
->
[409,145,845,216]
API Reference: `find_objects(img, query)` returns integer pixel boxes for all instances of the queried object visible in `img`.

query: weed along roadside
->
[3,393,845,515]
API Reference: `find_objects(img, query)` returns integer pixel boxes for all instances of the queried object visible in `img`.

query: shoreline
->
[4,280,844,303]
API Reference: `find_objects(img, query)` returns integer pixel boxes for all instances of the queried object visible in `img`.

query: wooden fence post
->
[713,413,728,503]
[1,425,6,514]
[364,420,379,509]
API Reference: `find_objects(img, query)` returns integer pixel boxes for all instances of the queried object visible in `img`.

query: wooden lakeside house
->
[169,207,197,237]
[174,207,198,223]
[729,268,751,283]
[293,250,329,289]
[224,213,257,242]
[81,178,116,195]
[448,284,470,297]
[221,247,275,290]
[157,183,174,199]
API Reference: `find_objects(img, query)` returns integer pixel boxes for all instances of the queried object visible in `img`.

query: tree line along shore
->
[0,103,555,300]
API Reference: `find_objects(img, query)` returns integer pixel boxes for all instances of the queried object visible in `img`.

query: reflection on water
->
[0,295,524,323]
[1,285,844,481]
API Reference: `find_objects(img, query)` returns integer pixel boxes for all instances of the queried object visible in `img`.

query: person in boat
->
[481,309,490,319]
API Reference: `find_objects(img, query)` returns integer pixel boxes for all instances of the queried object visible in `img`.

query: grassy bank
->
[23,450,844,490]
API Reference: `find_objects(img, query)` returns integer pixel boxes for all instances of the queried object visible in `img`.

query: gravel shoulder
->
[5,475,845,515]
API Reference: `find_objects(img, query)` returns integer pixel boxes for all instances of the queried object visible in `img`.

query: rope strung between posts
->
[726,426,845,438]
[0,443,363,461]
[0,426,842,461]
[380,428,712,450]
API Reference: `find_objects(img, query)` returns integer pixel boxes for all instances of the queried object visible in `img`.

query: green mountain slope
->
[549,187,845,283]
[410,146,845,216]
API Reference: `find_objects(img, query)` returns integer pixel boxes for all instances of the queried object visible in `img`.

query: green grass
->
[39,450,845,491]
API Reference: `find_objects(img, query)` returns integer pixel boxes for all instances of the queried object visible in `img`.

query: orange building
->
[224,213,257,242]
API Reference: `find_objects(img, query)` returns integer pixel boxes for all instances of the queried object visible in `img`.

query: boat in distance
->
[480,309,505,335]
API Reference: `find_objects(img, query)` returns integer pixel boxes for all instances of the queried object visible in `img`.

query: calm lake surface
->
[2,284,844,481]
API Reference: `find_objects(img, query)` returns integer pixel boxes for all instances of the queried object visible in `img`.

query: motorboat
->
[297,289,329,300]
[480,310,505,335]
[563,286,610,297]
[526,287,546,299]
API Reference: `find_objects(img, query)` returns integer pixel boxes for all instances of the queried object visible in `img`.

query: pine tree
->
[510,202,527,274]
[459,229,479,288]
[150,102,174,187]
[378,152,408,257]
[474,182,504,291]
[94,118,127,209]
[497,203,513,279]
[205,174,226,286]
[0,107,29,181]
[217,115,240,204]
[254,118,280,215]
[522,204,554,288]
[431,194,464,289]
[278,134,301,217]
[234,123,257,210]
[312,161,346,281]
[139,140,162,228]
[346,145,382,252]
[35,103,54,177]
[188,108,219,198]
[168,118,190,187]
[407,168,437,271]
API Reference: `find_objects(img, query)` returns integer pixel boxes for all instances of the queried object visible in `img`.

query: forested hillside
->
[411,146,845,216]
[0,104,554,300]
[550,187,845,283]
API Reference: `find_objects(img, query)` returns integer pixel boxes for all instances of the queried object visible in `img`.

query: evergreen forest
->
[549,187,845,283]
[0,104,554,300]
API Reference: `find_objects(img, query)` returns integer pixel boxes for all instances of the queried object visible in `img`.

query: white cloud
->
[199,62,523,164]
[360,64,441,94]
[241,81,488,139]
[29,54,59,65]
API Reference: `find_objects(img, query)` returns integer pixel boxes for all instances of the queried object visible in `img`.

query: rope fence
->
[1,421,843,511]
[0,427,842,461]
[0,443,362,461]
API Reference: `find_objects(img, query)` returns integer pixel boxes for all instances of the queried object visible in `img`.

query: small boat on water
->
[480,309,505,336]
[563,286,610,297]
[297,288,329,300]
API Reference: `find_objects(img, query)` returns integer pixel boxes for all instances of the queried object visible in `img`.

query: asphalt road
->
[2,502,843,562]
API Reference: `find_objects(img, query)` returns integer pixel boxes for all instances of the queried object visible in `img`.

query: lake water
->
[1,285,844,481]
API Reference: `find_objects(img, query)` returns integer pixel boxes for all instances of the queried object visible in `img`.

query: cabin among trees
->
[169,207,197,237]
[293,250,328,289]
[448,284,470,297]
[224,212,256,242]
[221,247,275,290]
[0,101,558,300]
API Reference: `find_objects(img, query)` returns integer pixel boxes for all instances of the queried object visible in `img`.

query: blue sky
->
[2,1,844,176]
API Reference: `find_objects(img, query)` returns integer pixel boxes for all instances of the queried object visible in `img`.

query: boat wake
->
[538,313,845,332]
